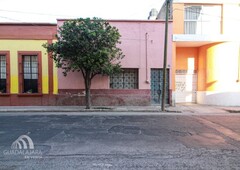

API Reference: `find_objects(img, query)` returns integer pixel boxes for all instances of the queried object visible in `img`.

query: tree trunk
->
[84,75,91,109]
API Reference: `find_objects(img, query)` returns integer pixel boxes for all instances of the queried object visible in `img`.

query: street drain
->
[108,125,141,134]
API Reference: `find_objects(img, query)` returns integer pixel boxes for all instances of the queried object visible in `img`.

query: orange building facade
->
[159,0,240,106]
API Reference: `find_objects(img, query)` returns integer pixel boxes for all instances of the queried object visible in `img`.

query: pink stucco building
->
[56,20,173,106]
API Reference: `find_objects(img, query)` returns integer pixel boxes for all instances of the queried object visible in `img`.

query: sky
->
[0,0,164,23]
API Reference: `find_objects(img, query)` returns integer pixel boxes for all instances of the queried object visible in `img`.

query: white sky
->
[0,0,164,23]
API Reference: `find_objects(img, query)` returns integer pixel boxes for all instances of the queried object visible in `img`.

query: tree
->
[44,18,124,109]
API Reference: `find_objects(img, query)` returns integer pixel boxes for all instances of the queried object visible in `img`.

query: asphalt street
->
[0,112,240,170]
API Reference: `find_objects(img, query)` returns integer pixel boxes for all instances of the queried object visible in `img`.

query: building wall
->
[0,21,173,106]
[171,42,177,105]
[56,20,173,106]
[173,47,199,104]
[0,24,57,106]
[171,1,240,106]
[57,20,173,91]
[175,43,240,106]
[222,3,240,35]
[176,47,198,70]
[172,3,184,34]
[172,1,240,36]
[0,40,51,94]
[197,42,240,106]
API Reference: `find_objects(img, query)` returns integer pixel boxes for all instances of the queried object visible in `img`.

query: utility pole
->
[161,0,170,111]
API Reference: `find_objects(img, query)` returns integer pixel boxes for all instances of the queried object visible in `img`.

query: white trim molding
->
[173,34,240,42]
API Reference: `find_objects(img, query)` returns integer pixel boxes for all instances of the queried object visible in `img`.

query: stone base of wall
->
[56,89,151,106]
[0,89,151,106]
[0,94,56,106]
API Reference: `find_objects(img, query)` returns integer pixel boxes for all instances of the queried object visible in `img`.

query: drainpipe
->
[237,42,240,82]
[161,0,170,111]
[145,33,149,83]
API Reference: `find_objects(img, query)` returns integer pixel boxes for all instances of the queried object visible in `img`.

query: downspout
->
[145,33,149,83]
[237,42,240,82]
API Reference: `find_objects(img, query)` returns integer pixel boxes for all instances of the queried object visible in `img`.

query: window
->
[18,52,42,94]
[184,5,222,34]
[110,69,138,89]
[23,55,38,93]
[0,55,6,93]
[0,52,10,94]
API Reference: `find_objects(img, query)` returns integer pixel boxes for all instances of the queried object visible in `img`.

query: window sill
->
[18,93,43,97]
[0,93,10,96]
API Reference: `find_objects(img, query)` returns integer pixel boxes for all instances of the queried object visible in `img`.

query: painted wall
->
[171,42,177,105]
[172,2,240,36]
[58,71,109,89]
[0,24,56,40]
[0,24,60,106]
[174,43,240,106]
[172,3,184,34]
[57,20,173,90]
[197,45,207,91]
[173,47,199,105]
[197,42,240,106]
[176,47,198,70]
[0,40,51,94]
[222,3,240,36]
[171,1,240,106]
[199,42,240,92]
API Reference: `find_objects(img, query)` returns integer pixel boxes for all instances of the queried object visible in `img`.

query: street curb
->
[0,109,179,113]
[223,109,240,113]
[0,108,181,113]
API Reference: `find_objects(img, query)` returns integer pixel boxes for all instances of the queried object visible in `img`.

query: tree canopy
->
[44,18,124,108]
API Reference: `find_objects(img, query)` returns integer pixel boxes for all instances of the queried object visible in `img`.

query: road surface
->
[0,112,240,169]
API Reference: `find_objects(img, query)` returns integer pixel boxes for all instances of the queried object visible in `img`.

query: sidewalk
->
[0,104,239,114]
[169,104,240,114]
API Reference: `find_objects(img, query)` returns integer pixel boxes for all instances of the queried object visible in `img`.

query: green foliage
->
[43,17,124,80]
[43,17,124,108]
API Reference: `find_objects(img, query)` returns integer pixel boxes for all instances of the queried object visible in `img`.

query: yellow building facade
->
[0,23,57,105]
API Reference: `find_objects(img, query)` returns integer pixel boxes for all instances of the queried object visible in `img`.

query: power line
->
[172,8,240,22]
[0,15,21,22]
[0,9,76,18]
[0,5,239,24]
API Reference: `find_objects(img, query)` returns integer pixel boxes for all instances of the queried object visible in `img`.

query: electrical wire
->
[0,9,77,18]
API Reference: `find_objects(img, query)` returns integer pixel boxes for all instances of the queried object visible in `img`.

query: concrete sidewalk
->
[0,104,239,114]
[167,104,233,114]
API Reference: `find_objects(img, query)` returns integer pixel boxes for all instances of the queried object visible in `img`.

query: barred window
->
[23,55,38,93]
[110,69,138,89]
[0,55,6,93]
